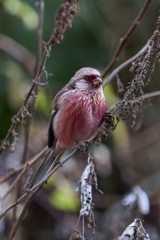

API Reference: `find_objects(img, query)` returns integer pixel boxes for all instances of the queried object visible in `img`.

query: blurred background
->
[0,0,160,239]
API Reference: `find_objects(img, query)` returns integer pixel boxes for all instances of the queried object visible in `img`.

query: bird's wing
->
[47,110,57,148]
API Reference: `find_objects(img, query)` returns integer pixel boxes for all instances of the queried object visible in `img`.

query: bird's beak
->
[92,77,102,87]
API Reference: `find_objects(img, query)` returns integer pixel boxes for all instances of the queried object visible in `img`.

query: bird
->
[30,67,107,189]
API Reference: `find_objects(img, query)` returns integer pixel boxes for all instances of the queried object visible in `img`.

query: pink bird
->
[30,67,107,189]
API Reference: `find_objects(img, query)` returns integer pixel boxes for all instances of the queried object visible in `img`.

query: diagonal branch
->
[102,41,149,88]
[21,0,44,165]
[0,146,48,184]
[101,0,152,79]
[1,146,48,200]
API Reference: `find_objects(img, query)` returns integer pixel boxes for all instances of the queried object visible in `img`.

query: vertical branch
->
[21,0,44,165]
[34,0,44,76]
[11,1,44,227]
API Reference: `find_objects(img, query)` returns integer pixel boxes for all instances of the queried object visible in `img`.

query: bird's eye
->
[83,76,89,80]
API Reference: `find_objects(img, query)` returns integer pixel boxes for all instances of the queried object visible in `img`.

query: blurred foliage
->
[1,1,160,240]
[49,180,80,212]
[2,0,38,29]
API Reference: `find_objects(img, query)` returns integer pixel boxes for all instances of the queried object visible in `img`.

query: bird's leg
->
[93,111,116,146]
[77,141,88,153]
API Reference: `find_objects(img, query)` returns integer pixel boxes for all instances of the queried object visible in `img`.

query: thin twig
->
[29,149,78,193]
[0,192,28,220]
[0,79,38,154]
[102,42,149,88]
[101,0,152,79]
[141,91,160,100]
[0,146,48,184]
[21,0,44,165]
[109,90,160,113]
[34,0,44,76]
[2,165,29,201]
[1,146,48,205]
[8,192,36,240]
[82,215,84,239]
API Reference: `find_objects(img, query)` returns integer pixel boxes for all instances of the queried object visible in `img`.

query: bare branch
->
[34,0,44,76]
[101,0,152,79]
[29,149,78,193]
[21,0,44,165]
[102,42,149,88]
[0,146,48,184]
[8,193,36,240]
[0,192,28,220]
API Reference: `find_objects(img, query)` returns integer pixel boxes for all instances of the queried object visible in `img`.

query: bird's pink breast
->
[53,90,107,152]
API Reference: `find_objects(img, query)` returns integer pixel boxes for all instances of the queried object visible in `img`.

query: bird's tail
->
[29,148,55,190]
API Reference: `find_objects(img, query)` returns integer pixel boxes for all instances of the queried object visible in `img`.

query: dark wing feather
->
[29,148,55,189]
[47,112,56,148]
[47,105,59,148]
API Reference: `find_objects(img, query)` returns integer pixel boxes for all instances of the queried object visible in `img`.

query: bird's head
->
[70,67,103,90]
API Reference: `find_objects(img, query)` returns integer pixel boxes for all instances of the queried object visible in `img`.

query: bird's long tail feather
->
[29,148,55,189]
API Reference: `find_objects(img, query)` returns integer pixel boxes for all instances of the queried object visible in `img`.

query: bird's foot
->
[103,111,114,126]
[77,141,88,153]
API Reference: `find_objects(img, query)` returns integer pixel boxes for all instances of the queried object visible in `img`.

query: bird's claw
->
[77,141,88,152]
[104,111,114,126]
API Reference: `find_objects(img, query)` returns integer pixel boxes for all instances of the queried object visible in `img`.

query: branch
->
[21,0,44,165]
[1,147,48,201]
[101,0,152,79]
[0,192,28,220]
[102,41,149,88]
[0,146,48,184]
[29,149,78,193]
[34,0,44,76]
[141,91,160,100]
[8,193,36,240]
[109,90,160,115]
